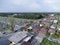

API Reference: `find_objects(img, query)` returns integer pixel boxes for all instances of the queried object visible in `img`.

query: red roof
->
[39,28,47,35]
[21,42,32,45]
[41,21,50,27]
[48,29,55,34]
[33,27,40,33]
[21,26,29,29]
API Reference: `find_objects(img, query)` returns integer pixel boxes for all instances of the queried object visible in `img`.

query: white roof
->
[53,20,58,23]
[14,25,21,30]
[8,31,28,43]
[27,26,32,29]
[50,14,54,16]
[50,24,56,29]
[50,26,55,29]
[43,18,47,21]
[40,24,43,27]
[23,36,31,42]
[57,28,60,30]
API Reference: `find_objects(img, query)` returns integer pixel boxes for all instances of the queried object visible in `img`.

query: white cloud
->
[10,0,24,5]
[9,0,41,11]
[52,6,59,11]
[0,0,60,12]
[29,2,41,10]
[44,0,54,3]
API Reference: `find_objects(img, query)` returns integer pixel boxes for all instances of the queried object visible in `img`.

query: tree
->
[9,16,15,32]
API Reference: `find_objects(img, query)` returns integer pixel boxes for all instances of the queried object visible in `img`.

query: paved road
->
[0,35,11,45]
[45,36,60,44]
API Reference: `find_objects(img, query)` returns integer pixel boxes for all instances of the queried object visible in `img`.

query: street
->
[0,34,11,45]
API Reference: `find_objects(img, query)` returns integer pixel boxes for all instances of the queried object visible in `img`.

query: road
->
[45,36,60,44]
[0,34,11,45]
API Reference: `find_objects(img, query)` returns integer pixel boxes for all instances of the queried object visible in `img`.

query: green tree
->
[9,16,15,32]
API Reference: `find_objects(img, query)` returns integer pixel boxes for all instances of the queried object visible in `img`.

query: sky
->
[0,0,60,12]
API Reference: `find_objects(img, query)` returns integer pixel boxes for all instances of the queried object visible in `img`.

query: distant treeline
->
[0,13,49,19]
[0,13,13,17]
[14,13,45,19]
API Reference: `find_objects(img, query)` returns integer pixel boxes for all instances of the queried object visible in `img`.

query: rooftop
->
[8,31,28,43]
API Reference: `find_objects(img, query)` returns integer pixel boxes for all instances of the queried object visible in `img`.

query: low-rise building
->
[48,29,56,34]
[57,24,60,30]
[33,27,40,33]
[53,20,58,23]
[21,42,32,45]
[8,31,28,45]
[14,25,21,31]
[39,24,43,27]
[31,34,44,45]
[39,28,47,36]
[35,34,44,43]
[27,26,33,30]
[50,24,57,29]
[41,21,51,27]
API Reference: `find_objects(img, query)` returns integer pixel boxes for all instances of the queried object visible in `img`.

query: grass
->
[50,30,60,39]
[41,38,59,45]
[50,34,58,39]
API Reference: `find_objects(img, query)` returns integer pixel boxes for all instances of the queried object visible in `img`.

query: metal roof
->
[8,31,28,43]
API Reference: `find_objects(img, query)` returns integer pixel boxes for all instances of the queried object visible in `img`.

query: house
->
[8,31,28,45]
[57,24,60,30]
[14,25,21,31]
[35,34,44,43]
[48,29,56,34]
[21,25,29,31]
[39,24,43,27]
[31,34,44,45]
[32,21,39,26]
[0,22,10,31]
[21,42,32,45]
[33,26,40,33]
[50,14,55,16]
[23,35,33,42]
[31,38,41,45]
[39,28,47,36]
[50,24,57,29]
[53,20,58,23]
[27,26,33,30]
[48,14,58,22]
[43,18,47,21]
[41,20,51,27]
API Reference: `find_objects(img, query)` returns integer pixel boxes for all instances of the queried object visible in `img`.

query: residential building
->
[39,28,47,36]
[21,42,32,45]
[41,21,51,27]
[57,24,60,30]
[53,20,58,23]
[33,27,40,33]
[27,26,33,30]
[50,24,57,29]
[48,29,56,34]
[8,31,28,45]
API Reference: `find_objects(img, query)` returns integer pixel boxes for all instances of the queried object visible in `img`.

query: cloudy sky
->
[0,0,60,12]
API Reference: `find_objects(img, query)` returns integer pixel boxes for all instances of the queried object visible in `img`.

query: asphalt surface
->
[0,35,11,45]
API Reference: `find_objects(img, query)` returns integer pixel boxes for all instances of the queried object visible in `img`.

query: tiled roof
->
[48,29,55,34]
[39,28,47,35]
[21,42,32,45]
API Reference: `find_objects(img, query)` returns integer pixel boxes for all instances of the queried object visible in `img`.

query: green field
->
[41,38,59,45]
